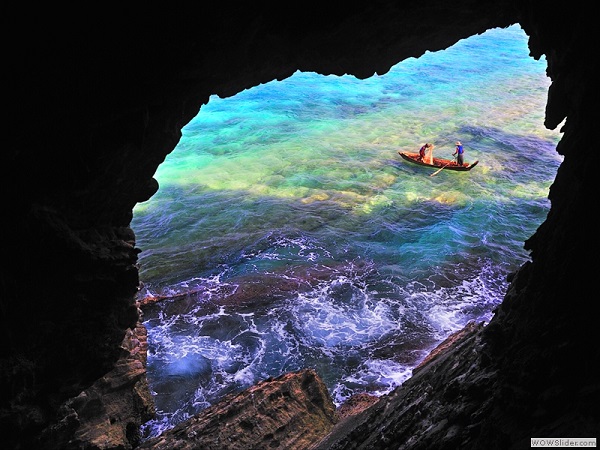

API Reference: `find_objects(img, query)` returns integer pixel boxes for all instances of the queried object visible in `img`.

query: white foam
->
[332,359,413,405]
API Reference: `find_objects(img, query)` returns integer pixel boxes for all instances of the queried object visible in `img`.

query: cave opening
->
[131,24,562,440]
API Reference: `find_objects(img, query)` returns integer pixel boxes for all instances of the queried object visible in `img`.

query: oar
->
[429,156,455,177]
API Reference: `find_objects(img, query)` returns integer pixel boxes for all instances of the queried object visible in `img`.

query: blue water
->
[132,24,562,439]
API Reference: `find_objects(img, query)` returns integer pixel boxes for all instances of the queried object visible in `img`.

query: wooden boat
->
[398,151,479,172]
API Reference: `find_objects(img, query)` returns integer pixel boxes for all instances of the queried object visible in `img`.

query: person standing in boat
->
[419,143,434,163]
[453,141,464,166]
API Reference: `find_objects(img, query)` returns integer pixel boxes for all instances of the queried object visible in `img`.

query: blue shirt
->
[455,145,464,154]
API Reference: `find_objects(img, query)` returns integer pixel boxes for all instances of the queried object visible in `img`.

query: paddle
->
[429,156,456,177]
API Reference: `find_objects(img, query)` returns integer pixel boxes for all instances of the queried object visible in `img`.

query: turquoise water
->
[132,25,562,438]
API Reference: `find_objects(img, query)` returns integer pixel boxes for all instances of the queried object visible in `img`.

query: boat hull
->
[398,151,479,171]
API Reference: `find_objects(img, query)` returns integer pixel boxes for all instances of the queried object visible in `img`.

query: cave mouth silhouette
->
[132,24,562,440]
[5,2,596,448]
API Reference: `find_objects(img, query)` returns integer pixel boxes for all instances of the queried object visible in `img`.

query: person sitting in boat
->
[419,143,433,161]
[453,141,464,166]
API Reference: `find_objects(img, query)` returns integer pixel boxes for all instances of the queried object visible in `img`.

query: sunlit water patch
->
[132,25,562,440]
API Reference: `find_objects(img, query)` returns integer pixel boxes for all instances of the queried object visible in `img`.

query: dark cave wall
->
[3,1,598,448]
[487,0,597,405]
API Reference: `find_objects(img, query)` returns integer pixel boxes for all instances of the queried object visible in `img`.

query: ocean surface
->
[131,24,563,439]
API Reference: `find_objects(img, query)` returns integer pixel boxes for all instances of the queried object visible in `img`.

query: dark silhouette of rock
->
[3,2,597,449]
[39,323,154,449]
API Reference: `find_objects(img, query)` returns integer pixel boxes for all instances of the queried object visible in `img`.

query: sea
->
[131,24,563,439]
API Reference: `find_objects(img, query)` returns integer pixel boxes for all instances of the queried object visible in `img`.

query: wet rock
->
[335,393,379,421]
[138,368,335,450]
[39,323,155,450]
